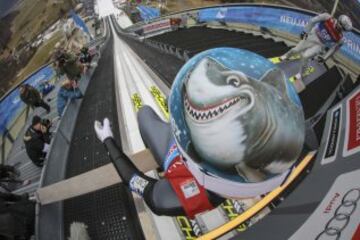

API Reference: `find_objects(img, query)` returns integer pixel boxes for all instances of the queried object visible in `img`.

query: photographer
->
[23,116,52,167]
[19,84,51,114]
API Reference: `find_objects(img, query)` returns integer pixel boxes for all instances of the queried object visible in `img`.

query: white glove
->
[42,143,51,153]
[94,118,114,142]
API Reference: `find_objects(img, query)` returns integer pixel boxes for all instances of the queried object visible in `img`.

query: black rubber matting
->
[63,32,144,240]
[121,26,290,87]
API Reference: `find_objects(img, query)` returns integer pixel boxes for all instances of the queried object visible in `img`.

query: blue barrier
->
[198,6,360,66]
[0,65,55,135]
[137,5,160,21]
[70,10,92,39]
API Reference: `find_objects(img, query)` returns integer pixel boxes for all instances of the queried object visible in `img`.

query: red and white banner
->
[343,89,360,157]
[143,19,171,35]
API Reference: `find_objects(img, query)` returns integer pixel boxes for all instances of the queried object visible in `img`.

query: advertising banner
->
[0,65,55,135]
[199,6,311,35]
[343,89,360,157]
[198,6,360,65]
[143,19,171,35]
[321,105,342,165]
[343,88,360,157]
[137,5,160,21]
[289,169,360,240]
[70,10,92,39]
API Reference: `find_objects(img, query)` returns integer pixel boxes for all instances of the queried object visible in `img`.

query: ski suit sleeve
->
[323,40,344,60]
[304,13,331,32]
[102,137,224,216]
[102,137,188,216]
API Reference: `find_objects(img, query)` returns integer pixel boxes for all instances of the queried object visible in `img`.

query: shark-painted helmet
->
[168,48,305,198]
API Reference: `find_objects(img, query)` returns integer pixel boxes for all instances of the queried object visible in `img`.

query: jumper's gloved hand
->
[94,118,114,142]
[300,31,308,40]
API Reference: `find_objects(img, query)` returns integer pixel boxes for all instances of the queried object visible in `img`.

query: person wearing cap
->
[57,79,83,116]
[280,13,352,81]
[19,84,51,113]
[53,48,83,82]
[23,116,52,167]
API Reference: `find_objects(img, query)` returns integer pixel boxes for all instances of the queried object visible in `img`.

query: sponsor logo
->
[343,90,360,157]
[316,188,360,240]
[279,15,308,27]
[131,93,142,111]
[149,86,169,119]
[176,216,201,239]
[317,28,333,43]
[143,19,171,34]
[180,180,200,199]
[221,199,248,232]
[343,37,360,56]
[323,192,341,214]
[129,174,149,196]
[322,105,342,165]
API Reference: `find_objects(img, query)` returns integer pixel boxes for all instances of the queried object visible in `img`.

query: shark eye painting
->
[169,48,305,196]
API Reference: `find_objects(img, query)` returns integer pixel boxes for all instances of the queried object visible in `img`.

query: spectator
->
[19,84,51,113]
[0,192,35,239]
[0,164,18,180]
[78,46,97,73]
[23,116,52,167]
[57,80,83,116]
[0,164,31,186]
[78,47,92,66]
[53,49,82,82]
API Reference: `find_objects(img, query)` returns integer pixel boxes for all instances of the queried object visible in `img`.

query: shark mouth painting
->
[180,55,305,182]
[184,95,249,122]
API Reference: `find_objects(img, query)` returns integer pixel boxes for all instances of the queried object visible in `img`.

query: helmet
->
[168,48,305,198]
[338,15,352,31]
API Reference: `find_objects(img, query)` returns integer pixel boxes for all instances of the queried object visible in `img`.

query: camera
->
[41,119,52,129]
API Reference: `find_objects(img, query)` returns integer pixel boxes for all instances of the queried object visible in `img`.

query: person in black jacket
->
[23,116,52,167]
[0,192,35,240]
[0,164,31,187]
[19,84,50,113]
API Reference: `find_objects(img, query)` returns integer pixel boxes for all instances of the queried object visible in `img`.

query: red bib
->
[165,155,213,218]
[324,18,343,43]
